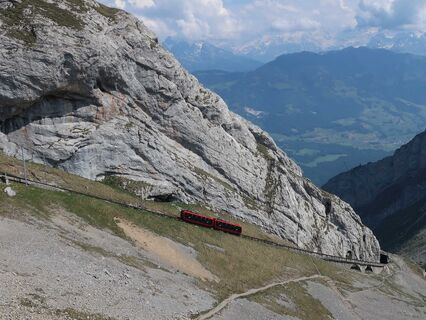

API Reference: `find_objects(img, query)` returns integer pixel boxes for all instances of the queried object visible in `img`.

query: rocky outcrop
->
[0,0,380,260]
[324,129,426,264]
[324,129,426,226]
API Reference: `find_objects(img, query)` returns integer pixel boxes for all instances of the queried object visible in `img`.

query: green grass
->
[0,152,141,207]
[7,183,352,301]
[94,3,120,20]
[0,152,354,302]
[102,175,153,195]
[0,153,278,241]
[257,143,274,161]
[20,293,114,320]
[19,297,37,308]
[0,0,87,44]
[55,308,116,320]
[5,28,37,46]
[1,180,331,301]
[0,0,122,45]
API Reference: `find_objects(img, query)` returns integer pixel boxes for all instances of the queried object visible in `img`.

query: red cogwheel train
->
[180,210,242,236]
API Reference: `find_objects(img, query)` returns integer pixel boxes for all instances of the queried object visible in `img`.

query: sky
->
[98,0,426,50]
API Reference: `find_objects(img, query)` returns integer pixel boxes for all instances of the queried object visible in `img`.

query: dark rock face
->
[324,129,426,264]
[0,0,380,260]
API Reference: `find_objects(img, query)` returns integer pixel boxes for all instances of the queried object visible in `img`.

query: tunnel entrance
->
[351,264,362,271]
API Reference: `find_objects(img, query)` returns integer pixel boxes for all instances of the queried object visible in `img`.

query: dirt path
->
[115,218,218,282]
[196,274,324,320]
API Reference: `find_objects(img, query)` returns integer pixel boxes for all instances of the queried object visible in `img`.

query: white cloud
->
[129,0,155,9]
[114,0,126,9]
[102,0,239,41]
[98,0,426,52]
[356,0,426,30]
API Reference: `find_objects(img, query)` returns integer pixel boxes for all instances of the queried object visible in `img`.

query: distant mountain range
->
[233,31,426,62]
[163,37,262,72]
[169,31,426,64]
[229,36,323,63]
[194,47,426,184]
[324,129,426,267]
[368,31,426,57]
[164,31,426,72]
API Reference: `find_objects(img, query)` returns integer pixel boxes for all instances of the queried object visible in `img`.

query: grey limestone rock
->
[0,0,380,260]
[4,186,16,197]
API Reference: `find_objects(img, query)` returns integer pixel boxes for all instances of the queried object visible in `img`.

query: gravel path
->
[196,275,323,320]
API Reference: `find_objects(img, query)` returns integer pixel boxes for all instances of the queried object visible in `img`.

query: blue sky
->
[99,0,426,49]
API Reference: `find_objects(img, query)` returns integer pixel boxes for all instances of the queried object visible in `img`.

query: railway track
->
[2,172,385,268]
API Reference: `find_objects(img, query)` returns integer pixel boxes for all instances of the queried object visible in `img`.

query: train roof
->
[181,210,215,219]
[215,218,241,228]
[181,210,241,227]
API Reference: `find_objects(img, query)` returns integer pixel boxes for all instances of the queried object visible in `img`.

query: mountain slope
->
[0,0,379,260]
[163,37,262,72]
[1,155,425,319]
[194,47,426,184]
[324,129,426,266]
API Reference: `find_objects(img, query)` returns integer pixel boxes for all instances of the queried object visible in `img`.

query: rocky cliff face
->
[324,129,426,264]
[0,0,379,260]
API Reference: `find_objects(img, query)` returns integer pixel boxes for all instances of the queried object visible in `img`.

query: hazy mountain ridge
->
[194,47,426,184]
[227,31,426,62]
[324,129,426,267]
[163,37,262,72]
[368,31,426,56]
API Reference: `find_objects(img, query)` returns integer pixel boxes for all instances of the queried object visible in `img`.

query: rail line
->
[2,172,385,268]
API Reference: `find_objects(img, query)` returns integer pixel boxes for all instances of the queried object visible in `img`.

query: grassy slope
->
[0,152,294,243]
[3,153,425,320]
[0,153,353,304]
[0,0,121,45]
